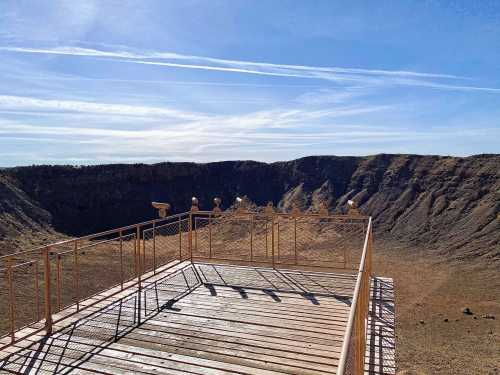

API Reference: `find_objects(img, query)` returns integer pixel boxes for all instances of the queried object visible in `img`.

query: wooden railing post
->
[250,214,254,262]
[368,226,373,277]
[178,217,182,261]
[188,212,193,261]
[6,256,15,342]
[277,222,280,261]
[141,226,146,274]
[34,261,41,321]
[56,253,62,312]
[265,219,269,258]
[194,221,198,256]
[118,233,124,290]
[271,216,276,269]
[136,225,142,325]
[209,214,213,260]
[152,220,157,273]
[43,246,52,335]
[136,226,142,280]
[133,231,138,277]
[73,240,81,310]
[294,217,298,265]
[189,197,198,263]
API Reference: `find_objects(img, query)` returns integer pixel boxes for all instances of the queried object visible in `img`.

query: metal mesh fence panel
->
[77,235,128,301]
[211,216,253,261]
[192,213,368,269]
[296,218,366,268]
[179,219,190,261]
[11,261,41,332]
[143,218,189,272]
[0,268,8,337]
[0,251,45,341]
[251,217,270,262]
[275,218,296,263]
[193,217,210,258]
[56,246,80,312]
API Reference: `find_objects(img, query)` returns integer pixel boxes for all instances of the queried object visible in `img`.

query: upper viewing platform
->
[0,197,395,375]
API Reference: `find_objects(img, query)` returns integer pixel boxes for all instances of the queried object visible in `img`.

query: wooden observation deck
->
[0,198,395,374]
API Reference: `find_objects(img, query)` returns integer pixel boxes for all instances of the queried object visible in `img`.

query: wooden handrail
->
[43,246,52,335]
[337,217,373,375]
[0,212,190,263]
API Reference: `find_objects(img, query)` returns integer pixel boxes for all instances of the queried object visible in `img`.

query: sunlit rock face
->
[1,154,499,260]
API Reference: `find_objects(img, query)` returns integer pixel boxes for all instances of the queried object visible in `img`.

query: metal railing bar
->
[194,210,369,220]
[336,217,372,375]
[9,259,37,270]
[73,240,80,312]
[0,212,191,262]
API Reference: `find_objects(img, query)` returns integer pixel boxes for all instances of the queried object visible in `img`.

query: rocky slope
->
[1,154,498,260]
[0,173,58,254]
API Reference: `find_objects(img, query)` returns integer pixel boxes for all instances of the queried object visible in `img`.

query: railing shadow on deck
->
[0,263,201,375]
[195,262,356,307]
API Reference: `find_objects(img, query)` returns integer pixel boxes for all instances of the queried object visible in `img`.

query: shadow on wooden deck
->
[0,263,395,375]
[0,263,200,374]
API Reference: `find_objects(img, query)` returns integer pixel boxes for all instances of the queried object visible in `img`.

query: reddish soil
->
[375,242,500,375]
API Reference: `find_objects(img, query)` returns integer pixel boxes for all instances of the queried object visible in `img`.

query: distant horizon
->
[1,1,499,166]
[2,152,498,169]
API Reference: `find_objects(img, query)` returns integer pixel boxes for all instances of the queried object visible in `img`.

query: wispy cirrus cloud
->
[0,92,395,157]
[0,92,389,130]
[0,95,205,121]
[0,45,457,77]
[4,45,500,92]
[2,118,492,163]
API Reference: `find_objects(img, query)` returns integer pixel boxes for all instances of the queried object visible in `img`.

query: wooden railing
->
[190,209,368,270]
[1,197,372,375]
[0,212,191,348]
[337,217,373,375]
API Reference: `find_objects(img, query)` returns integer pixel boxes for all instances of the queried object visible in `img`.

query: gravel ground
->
[374,242,500,375]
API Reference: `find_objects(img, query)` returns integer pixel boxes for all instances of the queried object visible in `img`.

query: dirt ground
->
[374,241,500,375]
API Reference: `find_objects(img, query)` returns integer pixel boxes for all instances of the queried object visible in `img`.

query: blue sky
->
[0,0,499,166]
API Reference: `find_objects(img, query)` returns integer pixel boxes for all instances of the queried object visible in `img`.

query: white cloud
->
[295,88,368,105]
[0,95,205,121]
[0,92,390,133]
[0,45,458,78]
[4,45,499,92]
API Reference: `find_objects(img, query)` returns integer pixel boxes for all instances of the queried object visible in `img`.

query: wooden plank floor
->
[0,262,394,375]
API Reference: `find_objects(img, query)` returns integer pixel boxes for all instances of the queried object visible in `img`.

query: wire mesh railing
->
[1,197,372,375]
[191,210,368,271]
[0,212,190,348]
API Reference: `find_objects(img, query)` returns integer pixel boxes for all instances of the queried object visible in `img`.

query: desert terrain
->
[0,154,498,374]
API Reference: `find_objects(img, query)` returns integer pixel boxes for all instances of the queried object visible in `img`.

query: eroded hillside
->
[1,154,498,259]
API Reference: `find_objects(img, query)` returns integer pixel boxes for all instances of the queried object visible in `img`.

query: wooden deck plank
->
[172,294,350,320]
[14,333,308,375]
[8,338,233,375]
[187,287,353,308]
[53,305,342,366]
[53,318,341,365]
[0,262,396,375]
[54,305,345,347]
[46,299,346,347]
